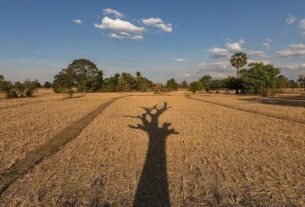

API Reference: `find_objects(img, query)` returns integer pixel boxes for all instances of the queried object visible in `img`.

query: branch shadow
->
[127,102,178,207]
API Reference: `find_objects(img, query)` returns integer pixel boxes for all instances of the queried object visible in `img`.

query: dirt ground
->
[0,91,305,206]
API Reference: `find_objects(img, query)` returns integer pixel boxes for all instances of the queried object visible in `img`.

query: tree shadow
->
[240,97,305,107]
[128,102,178,207]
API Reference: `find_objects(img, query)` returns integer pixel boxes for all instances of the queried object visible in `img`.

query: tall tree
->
[230,52,248,77]
[240,62,280,94]
[199,75,212,92]
[297,75,305,90]
[166,78,178,91]
[53,59,103,93]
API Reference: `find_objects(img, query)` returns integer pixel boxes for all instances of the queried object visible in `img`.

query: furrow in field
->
[0,96,125,195]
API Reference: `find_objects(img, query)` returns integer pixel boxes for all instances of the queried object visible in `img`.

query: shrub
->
[189,81,203,94]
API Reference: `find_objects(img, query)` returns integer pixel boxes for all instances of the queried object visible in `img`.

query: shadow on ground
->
[240,97,305,107]
[128,102,178,207]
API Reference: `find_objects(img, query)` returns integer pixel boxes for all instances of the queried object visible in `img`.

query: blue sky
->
[1,0,305,83]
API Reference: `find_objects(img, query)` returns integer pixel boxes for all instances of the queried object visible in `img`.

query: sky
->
[0,0,305,83]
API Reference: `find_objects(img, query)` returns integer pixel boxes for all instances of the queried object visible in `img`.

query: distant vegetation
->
[1,56,304,99]
[0,75,40,98]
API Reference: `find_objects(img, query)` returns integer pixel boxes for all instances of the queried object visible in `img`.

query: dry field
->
[0,91,305,206]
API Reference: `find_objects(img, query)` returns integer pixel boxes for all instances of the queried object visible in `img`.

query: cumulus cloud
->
[72,19,82,24]
[276,44,305,57]
[285,63,305,70]
[95,16,144,33]
[247,59,270,65]
[225,39,245,51]
[209,48,230,57]
[289,43,305,49]
[172,58,186,62]
[103,8,124,18]
[142,18,173,32]
[197,61,232,71]
[287,15,297,25]
[110,32,143,40]
[184,73,191,77]
[247,50,267,58]
[276,49,305,57]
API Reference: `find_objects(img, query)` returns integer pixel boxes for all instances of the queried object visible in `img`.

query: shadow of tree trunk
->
[128,102,178,207]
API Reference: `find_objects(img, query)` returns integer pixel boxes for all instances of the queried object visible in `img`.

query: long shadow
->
[240,97,305,107]
[128,102,178,207]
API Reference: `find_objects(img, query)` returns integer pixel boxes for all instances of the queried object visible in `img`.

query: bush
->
[258,88,271,97]
[189,81,203,94]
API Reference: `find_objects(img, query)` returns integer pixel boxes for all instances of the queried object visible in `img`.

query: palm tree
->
[230,52,247,77]
[136,71,142,91]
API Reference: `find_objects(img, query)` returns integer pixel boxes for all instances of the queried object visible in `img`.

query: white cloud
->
[110,32,143,40]
[172,58,186,62]
[276,49,305,57]
[248,50,267,58]
[276,43,305,57]
[289,43,305,49]
[142,18,173,32]
[196,61,237,78]
[72,19,82,24]
[262,39,272,50]
[197,61,232,71]
[184,73,191,77]
[209,47,230,57]
[103,8,124,18]
[286,15,297,25]
[300,18,305,29]
[285,63,305,70]
[247,59,270,65]
[262,42,271,50]
[266,38,273,42]
[95,16,144,33]
[225,39,245,51]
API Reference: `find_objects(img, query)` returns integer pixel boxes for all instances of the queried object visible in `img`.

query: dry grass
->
[0,91,121,173]
[0,92,305,206]
[189,93,305,124]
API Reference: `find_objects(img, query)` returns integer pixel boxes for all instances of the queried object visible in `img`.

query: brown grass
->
[0,92,304,206]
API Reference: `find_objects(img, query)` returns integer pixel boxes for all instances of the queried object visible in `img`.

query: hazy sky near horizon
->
[1,0,305,83]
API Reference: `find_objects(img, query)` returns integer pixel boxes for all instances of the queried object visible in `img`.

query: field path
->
[0,94,305,206]
[0,95,126,195]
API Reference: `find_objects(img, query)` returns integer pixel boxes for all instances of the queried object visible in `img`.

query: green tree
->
[119,72,134,91]
[209,79,225,93]
[223,77,244,94]
[240,62,280,94]
[0,75,13,98]
[166,78,178,91]
[188,81,203,94]
[43,81,52,88]
[179,80,188,88]
[135,71,142,91]
[230,52,247,77]
[53,59,103,93]
[199,75,212,92]
[275,75,290,88]
[297,75,305,90]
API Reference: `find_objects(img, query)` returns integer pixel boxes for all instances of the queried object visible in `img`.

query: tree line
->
[1,57,305,98]
[188,53,305,96]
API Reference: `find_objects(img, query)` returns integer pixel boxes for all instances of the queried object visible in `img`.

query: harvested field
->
[0,92,305,206]
[0,92,122,174]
